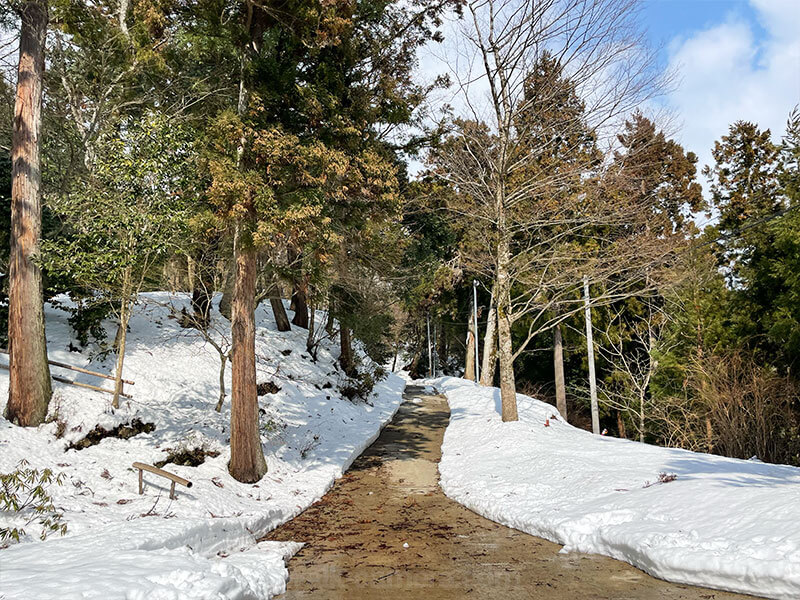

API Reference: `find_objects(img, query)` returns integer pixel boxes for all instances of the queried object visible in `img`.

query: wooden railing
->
[0,349,133,399]
[133,462,192,500]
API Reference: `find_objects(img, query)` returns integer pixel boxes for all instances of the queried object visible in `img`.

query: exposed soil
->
[154,446,220,468]
[67,418,155,451]
[264,385,749,600]
[257,381,282,396]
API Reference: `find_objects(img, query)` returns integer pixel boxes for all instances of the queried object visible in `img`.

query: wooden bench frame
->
[133,462,192,500]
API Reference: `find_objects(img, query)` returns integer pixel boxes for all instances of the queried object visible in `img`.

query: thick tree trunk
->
[229,242,267,483]
[270,297,291,332]
[291,282,309,329]
[5,0,52,427]
[480,284,497,386]
[191,286,212,329]
[340,327,355,376]
[464,327,475,381]
[496,237,518,422]
[554,323,567,420]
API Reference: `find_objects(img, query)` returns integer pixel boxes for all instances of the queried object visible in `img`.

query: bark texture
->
[496,239,518,422]
[291,284,309,328]
[5,0,52,427]
[554,324,567,420]
[229,243,267,482]
[480,285,497,386]
[270,297,291,332]
[464,329,476,381]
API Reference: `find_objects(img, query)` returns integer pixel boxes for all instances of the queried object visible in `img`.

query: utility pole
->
[426,313,432,378]
[432,321,438,377]
[583,275,600,434]
[472,280,480,382]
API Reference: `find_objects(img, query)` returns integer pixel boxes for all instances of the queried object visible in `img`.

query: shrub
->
[1,460,67,545]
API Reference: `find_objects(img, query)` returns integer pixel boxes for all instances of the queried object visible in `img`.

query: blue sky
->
[417,0,800,183]
[643,0,761,50]
[639,0,799,173]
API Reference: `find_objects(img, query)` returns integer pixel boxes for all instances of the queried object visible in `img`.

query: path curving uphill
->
[265,385,748,599]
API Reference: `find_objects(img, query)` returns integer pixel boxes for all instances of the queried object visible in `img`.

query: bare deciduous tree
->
[431,0,670,421]
[596,302,672,442]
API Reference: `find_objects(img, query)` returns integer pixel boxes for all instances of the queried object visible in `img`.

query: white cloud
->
[666,0,800,178]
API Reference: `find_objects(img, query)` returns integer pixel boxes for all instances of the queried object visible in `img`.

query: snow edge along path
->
[1,375,405,600]
[0,293,406,600]
[434,376,800,600]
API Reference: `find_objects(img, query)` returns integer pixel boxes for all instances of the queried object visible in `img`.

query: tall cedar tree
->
[5,0,52,426]
[206,0,451,482]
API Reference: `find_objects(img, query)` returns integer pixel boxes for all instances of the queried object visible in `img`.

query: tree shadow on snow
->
[662,453,800,489]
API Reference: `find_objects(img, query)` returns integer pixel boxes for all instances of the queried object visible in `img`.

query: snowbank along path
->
[265,384,746,599]
[437,376,800,600]
[0,293,405,600]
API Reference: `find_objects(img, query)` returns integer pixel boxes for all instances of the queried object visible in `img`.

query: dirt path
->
[265,385,748,599]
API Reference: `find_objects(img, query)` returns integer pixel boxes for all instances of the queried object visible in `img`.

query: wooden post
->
[583,275,600,434]
[133,462,192,499]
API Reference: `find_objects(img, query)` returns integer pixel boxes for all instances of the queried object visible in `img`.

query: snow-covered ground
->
[0,293,405,599]
[436,377,800,600]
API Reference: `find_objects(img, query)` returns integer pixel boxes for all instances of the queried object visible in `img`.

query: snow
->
[0,293,405,599]
[435,377,800,600]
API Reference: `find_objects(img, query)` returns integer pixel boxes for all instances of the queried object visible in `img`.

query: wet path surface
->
[265,385,748,599]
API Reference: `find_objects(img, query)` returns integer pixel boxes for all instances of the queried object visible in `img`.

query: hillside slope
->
[0,293,404,599]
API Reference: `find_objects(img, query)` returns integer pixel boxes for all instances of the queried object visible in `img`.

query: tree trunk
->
[5,0,52,427]
[270,297,291,332]
[291,282,309,329]
[229,241,267,483]
[617,411,627,439]
[191,286,212,329]
[189,251,213,328]
[480,284,497,386]
[306,300,315,355]
[218,262,235,321]
[464,327,475,381]
[554,323,567,420]
[112,275,132,409]
[639,388,646,443]
[325,292,335,337]
[340,327,355,376]
[214,353,227,413]
[496,237,518,422]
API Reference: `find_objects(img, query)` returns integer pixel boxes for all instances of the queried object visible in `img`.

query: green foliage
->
[703,114,800,373]
[614,112,705,234]
[42,113,195,313]
[1,460,67,545]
